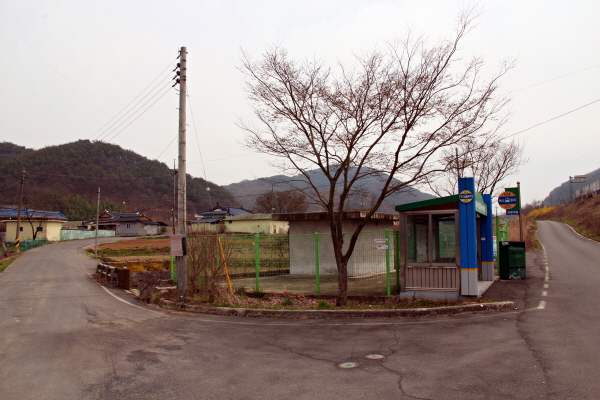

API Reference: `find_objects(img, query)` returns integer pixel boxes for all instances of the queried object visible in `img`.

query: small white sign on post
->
[375,238,388,250]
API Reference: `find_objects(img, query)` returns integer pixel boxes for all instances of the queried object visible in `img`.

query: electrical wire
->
[90,59,177,141]
[508,64,600,94]
[187,89,214,209]
[96,76,174,142]
[0,180,20,192]
[154,134,178,160]
[502,98,600,140]
[105,83,174,143]
[28,172,173,180]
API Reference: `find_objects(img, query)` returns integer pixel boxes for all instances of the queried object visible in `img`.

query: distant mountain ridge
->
[543,167,600,206]
[0,140,237,222]
[225,168,435,213]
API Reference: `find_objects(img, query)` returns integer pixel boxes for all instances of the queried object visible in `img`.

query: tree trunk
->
[336,260,348,306]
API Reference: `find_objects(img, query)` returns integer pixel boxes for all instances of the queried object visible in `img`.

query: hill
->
[225,168,435,212]
[0,140,237,222]
[543,167,600,206]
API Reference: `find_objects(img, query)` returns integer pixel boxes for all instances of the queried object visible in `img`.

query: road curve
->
[1,228,596,399]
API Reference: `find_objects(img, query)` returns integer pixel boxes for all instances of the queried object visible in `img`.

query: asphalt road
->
[0,223,598,399]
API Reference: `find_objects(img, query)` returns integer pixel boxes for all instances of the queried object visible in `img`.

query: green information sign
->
[504,187,520,215]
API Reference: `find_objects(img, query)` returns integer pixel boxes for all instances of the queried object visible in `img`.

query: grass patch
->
[96,246,171,257]
[0,253,21,274]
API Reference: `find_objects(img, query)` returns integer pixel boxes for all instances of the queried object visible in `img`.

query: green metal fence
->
[186,230,400,296]
[4,238,48,252]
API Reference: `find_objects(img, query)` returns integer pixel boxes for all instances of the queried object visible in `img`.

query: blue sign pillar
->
[480,194,494,281]
[458,177,478,296]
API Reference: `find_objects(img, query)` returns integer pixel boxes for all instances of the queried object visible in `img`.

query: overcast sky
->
[1,0,599,205]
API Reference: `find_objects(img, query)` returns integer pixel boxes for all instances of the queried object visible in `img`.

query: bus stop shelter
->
[395,177,494,299]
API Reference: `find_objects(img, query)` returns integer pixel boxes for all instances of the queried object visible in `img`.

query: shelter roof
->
[394,193,488,216]
[271,211,397,221]
[395,195,459,212]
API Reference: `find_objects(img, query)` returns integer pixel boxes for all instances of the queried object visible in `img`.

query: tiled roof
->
[224,213,272,221]
[0,208,67,221]
[196,203,252,218]
[193,217,225,224]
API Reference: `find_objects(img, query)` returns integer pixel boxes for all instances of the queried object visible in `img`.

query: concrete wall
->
[288,218,395,277]
[224,219,289,234]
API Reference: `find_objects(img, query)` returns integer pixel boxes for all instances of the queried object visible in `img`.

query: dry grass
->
[532,197,600,241]
[508,216,540,251]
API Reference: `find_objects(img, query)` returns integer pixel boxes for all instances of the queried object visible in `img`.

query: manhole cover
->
[365,354,385,360]
[338,362,358,369]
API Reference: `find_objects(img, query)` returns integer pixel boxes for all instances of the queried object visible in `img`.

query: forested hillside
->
[543,167,600,206]
[0,140,237,222]
[225,168,434,212]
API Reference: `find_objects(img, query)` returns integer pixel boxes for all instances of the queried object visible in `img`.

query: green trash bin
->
[508,247,526,279]
[499,241,526,280]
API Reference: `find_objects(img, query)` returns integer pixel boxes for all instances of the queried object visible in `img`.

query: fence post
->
[385,229,391,297]
[315,232,321,294]
[394,230,400,294]
[254,234,260,292]
[170,255,176,282]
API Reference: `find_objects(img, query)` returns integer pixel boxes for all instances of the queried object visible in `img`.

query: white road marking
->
[538,301,547,309]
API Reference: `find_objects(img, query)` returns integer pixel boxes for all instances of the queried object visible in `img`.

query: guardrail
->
[96,263,119,285]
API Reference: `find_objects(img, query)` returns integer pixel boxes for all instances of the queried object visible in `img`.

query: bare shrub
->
[186,230,233,303]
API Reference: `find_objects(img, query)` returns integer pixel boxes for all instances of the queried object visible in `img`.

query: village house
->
[88,210,161,237]
[0,208,68,242]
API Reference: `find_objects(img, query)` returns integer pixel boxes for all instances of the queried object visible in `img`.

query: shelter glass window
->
[432,214,456,263]
[407,215,429,263]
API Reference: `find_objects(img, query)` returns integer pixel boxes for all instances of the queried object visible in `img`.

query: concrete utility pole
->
[15,168,25,250]
[172,165,178,233]
[176,46,187,298]
[95,187,100,258]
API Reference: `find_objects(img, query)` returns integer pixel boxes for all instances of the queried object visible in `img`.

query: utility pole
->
[95,187,100,258]
[15,168,25,251]
[176,46,187,298]
[172,166,178,234]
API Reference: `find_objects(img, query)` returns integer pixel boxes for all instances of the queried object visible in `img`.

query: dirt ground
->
[98,238,170,250]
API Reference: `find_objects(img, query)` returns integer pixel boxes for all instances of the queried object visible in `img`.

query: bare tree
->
[24,208,46,240]
[240,9,512,305]
[426,138,527,197]
[254,190,309,213]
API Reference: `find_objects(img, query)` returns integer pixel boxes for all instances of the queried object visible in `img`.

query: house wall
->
[190,223,222,233]
[288,218,395,277]
[143,224,161,236]
[117,222,140,237]
[3,221,64,241]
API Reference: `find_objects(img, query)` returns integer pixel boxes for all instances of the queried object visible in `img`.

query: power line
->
[28,172,173,180]
[154,134,178,160]
[90,60,177,141]
[503,98,600,139]
[508,63,600,94]
[104,82,175,143]
[187,89,214,209]
[0,180,21,192]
